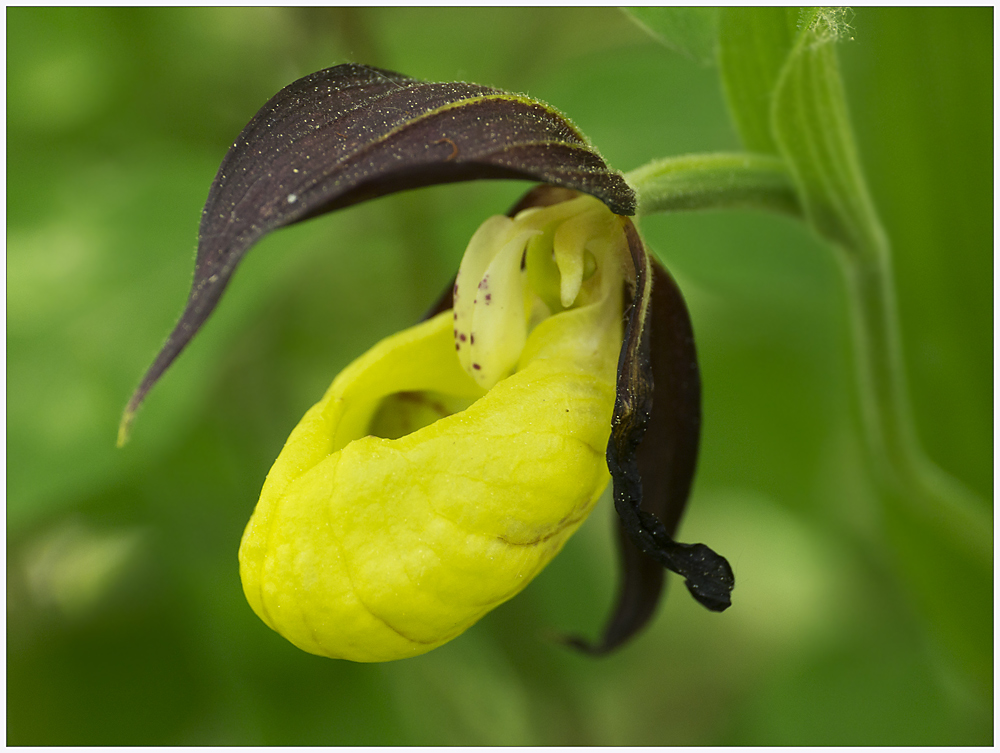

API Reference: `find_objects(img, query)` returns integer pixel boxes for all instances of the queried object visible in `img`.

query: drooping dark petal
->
[118,64,635,443]
[572,219,734,655]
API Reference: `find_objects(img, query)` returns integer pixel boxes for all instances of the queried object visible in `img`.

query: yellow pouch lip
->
[239,300,620,662]
[260,312,487,503]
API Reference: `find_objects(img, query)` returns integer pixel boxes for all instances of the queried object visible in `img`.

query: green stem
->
[837,230,992,568]
[764,8,992,569]
[840,227,991,695]
[626,152,802,218]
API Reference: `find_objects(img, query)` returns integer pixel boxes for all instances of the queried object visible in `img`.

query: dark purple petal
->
[119,64,635,442]
[570,219,733,655]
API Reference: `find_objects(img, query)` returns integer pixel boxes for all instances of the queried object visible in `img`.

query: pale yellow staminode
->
[239,195,627,661]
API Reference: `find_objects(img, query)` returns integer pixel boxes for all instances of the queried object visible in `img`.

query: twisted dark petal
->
[119,64,635,442]
[570,219,734,655]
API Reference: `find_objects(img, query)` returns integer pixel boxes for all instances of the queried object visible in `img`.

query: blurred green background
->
[7,7,991,745]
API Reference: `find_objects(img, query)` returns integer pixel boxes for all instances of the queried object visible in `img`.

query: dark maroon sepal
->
[119,64,635,442]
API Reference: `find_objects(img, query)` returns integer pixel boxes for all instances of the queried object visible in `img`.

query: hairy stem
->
[626,152,801,218]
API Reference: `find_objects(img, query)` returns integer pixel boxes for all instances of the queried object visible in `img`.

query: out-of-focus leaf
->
[626,7,719,66]
[717,7,800,154]
[120,63,635,441]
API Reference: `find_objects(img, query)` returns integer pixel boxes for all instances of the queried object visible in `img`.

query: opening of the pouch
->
[367,390,477,440]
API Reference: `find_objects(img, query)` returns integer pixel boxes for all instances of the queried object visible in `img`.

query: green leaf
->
[770,8,882,254]
[717,7,800,154]
[626,7,719,66]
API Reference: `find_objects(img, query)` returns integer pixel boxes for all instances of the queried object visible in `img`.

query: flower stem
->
[626,152,802,218]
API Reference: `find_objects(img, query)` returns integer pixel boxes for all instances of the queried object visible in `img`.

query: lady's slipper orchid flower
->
[121,64,734,661]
